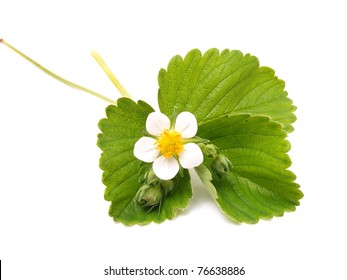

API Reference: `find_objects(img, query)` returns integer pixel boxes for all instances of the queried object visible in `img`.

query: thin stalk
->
[0,39,117,104]
[91,50,132,99]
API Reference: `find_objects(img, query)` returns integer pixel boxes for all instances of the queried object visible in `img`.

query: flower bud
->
[200,143,218,157]
[135,184,163,208]
[160,179,174,195]
[146,169,160,185]
[211,154,232,179]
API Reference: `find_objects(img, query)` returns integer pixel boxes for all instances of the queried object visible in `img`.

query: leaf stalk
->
[91,50,132,99]
[0,39,125,104]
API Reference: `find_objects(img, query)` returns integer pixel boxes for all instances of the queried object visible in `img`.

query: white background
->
[0,0,346,279]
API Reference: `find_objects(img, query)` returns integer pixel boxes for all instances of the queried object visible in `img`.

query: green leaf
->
[98,98,154,201]
[158,49,296,133]
[97,98,192,225]
[198,114,303,223]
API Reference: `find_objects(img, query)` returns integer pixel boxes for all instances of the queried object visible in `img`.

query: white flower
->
[134,111,203,180]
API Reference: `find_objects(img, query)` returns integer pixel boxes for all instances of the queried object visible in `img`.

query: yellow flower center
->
[156,129,183,158]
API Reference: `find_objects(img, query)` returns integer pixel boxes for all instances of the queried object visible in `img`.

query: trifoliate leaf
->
[158,49,296,133]
[198,114,303,223]
[98,98,192,225]
[2,41,302,225]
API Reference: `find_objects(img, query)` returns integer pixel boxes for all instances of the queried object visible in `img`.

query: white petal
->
[174,111,198,138]
[153,156,179,180]
[179,143,203,168]
[146,112,171,136]
[133,137,159,163]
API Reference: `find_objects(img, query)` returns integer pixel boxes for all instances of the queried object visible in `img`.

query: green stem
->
[91,50,132,99]
[182,136,209,144]
[0,39,117,104]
